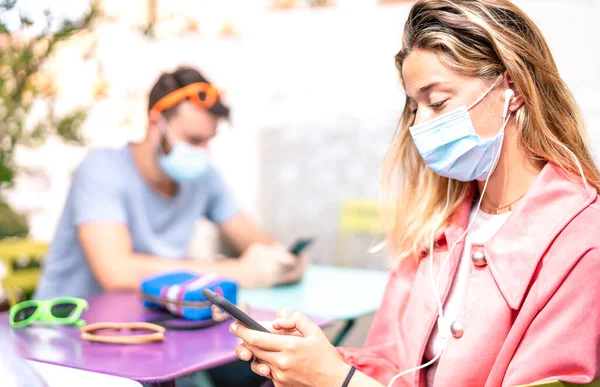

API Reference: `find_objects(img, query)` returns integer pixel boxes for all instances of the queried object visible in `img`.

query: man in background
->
[36,66,305,386]
[37,66,306,299]
[36,66,307,300]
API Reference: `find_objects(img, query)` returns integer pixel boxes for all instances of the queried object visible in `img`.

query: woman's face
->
[402,49,506,139]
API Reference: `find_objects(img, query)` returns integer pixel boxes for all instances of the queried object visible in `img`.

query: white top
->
[25,361,142,387]
[424,206,511,387]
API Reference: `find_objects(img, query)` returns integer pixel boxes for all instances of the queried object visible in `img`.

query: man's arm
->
[218,214,277,253]
[78,222,243,292]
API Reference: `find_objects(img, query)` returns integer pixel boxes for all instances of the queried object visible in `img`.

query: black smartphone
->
[202,289,270,333]
[289,238,313,255]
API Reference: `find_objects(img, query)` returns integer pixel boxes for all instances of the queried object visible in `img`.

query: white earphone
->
[502,88,515,119]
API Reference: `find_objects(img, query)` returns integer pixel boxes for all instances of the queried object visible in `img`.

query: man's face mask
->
[157,120,211,183]
[409,78,511,182]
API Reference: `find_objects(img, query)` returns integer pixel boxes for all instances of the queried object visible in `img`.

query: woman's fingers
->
[243,342,281,365]
[230,322,295,352]
[273,312,319,335]
[251,359,272,377]
[273,316,297,330]
[236,342,279,371]
[273,308,297,331]
[272,327,303,337]
[236,343,252,361]
[230,310,342,386]
[288,311,321,337]
[238,343,274,379]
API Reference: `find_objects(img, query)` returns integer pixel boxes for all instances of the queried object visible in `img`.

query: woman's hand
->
[269,308,303,337]
[230,311,351,387]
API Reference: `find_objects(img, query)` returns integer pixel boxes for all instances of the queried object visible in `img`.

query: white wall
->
[4,0,599,243]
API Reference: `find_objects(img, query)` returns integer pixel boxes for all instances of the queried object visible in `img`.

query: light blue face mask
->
[409,80,509,182]
[158,126,211,183]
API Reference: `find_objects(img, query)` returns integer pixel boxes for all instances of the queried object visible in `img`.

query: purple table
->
[0,292,333,386]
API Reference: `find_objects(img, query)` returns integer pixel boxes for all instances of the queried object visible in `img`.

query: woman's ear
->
[503,71,524,114]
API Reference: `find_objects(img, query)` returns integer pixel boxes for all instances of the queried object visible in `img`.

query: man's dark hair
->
[148,66,230,120]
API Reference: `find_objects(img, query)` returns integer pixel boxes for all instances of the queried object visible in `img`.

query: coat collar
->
[438,163,596,309]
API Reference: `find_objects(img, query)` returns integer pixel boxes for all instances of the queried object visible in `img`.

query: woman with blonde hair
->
[230,0,600,386]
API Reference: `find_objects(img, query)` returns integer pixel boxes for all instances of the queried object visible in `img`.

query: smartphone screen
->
[289,238,313,255]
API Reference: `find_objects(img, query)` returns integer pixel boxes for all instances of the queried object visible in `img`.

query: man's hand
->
[236,243,308,288]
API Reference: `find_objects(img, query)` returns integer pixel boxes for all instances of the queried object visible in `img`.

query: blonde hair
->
[381,0,600,259]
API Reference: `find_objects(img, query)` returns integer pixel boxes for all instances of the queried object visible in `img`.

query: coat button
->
[450,321,464,338]
[471,251,487,267]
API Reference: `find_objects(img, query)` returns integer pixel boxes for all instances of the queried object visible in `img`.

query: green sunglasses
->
[9,297,88,328]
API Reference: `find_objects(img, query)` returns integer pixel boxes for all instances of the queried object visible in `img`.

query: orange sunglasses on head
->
[150,82,219,118]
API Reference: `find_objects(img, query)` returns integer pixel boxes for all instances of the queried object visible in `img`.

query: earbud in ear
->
[503,89,515,118]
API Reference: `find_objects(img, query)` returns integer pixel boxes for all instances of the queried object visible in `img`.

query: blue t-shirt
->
[34,145,240,299]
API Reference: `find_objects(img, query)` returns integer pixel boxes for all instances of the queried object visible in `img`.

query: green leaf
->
[54,109,87,144]
[0,0,17,11]
[19,14,33,26]
[19,121,49,147]
[52,5,97,41]
[0,162,14,183]
[0,201,29,239]
[30,121,49,139]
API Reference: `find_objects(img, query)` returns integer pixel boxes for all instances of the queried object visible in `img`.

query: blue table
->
[239,264,389,345]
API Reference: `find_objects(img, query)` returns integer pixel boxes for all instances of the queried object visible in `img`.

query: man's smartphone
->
[202,289,270,333]
[289,238,313,255]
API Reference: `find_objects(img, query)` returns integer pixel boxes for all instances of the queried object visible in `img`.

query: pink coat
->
[338,163,600,386]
